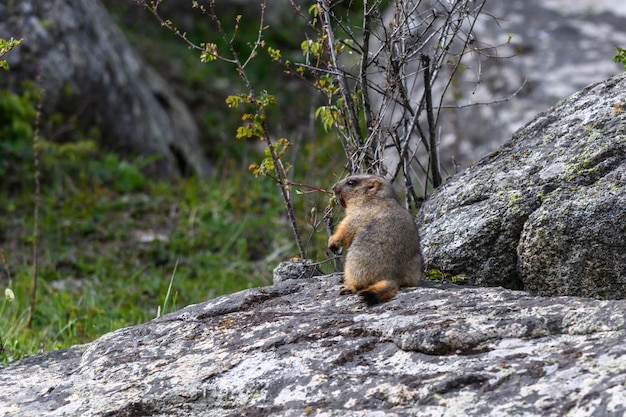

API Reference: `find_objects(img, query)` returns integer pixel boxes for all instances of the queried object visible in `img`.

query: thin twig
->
[421,54,442,188]
[323,203,342,273]
[317,0,365,164]
[440,79,527,109]
[28,63,43,328]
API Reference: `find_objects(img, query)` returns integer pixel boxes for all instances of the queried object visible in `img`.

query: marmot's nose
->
[332,183,340,194]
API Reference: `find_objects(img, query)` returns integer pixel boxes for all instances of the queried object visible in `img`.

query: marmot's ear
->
[367,177,383,192]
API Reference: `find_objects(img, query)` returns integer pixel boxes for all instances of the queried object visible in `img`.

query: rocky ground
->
[1,265,625,416]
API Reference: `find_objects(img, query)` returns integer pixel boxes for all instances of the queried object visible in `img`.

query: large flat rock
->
[1,267,625,416]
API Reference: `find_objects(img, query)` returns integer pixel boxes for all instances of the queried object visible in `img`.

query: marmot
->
[328,174,423,305]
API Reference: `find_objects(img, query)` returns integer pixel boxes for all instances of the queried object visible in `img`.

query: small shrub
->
[613,46,626,70]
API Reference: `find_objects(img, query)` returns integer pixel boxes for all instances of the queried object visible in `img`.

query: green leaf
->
[315,106,337,132]
[613,46,626,70]
[226,94,245,108]
[0,37,23,71]
[267,47,281,61]
[199,42,218,63]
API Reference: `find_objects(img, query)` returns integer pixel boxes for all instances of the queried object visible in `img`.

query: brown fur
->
[328,174,423,305]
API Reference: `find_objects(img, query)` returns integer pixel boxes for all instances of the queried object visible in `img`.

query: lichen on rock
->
[2,273,626,416]
[419,72,626,299]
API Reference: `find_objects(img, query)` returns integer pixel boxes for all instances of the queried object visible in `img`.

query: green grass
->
[0,47,342,363]
[0,145,315,364]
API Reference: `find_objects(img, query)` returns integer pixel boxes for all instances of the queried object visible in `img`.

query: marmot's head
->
[332,174,398,208]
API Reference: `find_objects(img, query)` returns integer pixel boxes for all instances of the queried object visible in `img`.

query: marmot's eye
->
[346,179,357,187]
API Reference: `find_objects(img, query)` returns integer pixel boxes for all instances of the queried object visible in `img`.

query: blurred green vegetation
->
[0,86,335,364]
[107,1,319,161]
[0,3,352,364]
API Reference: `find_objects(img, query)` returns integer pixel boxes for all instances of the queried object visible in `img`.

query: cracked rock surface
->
[1,267,626,416]
[419,71,626,298]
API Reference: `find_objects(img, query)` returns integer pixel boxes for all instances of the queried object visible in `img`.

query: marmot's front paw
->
[328,236,340,253]
[339,285,354,295]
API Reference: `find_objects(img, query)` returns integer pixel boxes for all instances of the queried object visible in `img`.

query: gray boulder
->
[0,0,211,178]
[419,71,626,298]
[2,265,626,416]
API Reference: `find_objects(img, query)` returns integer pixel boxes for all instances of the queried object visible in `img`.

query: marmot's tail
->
[357,280,399,305]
